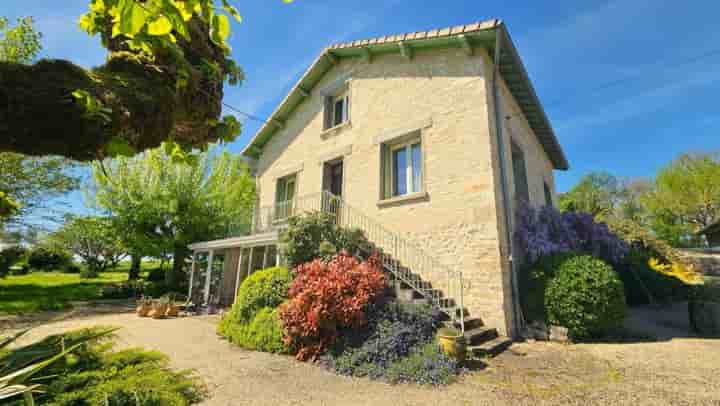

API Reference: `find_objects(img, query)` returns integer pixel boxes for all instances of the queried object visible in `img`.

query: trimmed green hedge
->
[545,255,627,339]
[218,266,291,353]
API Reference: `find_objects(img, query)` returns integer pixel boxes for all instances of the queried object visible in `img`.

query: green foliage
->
[559,172,622,220]
[220,307,286,353]
[1,327,204,405]
[384,342,459,386]
[545,255,627,339]
[281,212,371,268]
[0,271,127,314]
[233,266,292,322]
[146,266,166,282]
[642,152,720,246]
[89,144,255,286]
[218,266,291,353]
[0,16,42,63]
[46,216,126,276]
[0,152,78,233]
[27,246,72,271]
[0,245,26,278]
[520,252,577,322]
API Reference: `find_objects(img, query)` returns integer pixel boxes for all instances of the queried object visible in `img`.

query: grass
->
[0,272,128,315]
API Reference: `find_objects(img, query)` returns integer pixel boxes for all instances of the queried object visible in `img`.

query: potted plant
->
[165,294,181,317]
[149,297,169,319]
[437,327,467,363]
[136,297,152,317]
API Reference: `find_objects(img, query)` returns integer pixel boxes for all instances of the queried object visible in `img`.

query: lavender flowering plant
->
[514,204,629,268]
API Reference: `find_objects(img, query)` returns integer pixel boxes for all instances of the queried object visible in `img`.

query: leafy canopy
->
[0,16,42,63]
[88,143,255,284]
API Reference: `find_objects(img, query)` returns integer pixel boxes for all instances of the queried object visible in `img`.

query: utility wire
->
[125,0,720,129]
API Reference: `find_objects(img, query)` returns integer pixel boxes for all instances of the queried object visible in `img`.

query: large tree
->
[0,0,298,161]
[642,152,720,246]
[0,17,79,235]
[46,215,126,276]
[88,144,255,286]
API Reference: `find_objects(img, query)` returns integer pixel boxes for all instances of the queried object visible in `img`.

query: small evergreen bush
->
[233,266,292,323]
[281,212,370,267]
[545,255,627,339]
[27,246,71,271]
[218,267,292,353]
[221,307,286,353]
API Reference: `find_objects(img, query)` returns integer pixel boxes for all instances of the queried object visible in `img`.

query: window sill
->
[377,191,429,208]
[321,121,352,139]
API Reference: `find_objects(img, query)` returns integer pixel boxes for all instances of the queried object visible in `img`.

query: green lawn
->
[0,272,128,315]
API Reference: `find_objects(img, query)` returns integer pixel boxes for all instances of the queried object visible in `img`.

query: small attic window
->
[324,87,349,130]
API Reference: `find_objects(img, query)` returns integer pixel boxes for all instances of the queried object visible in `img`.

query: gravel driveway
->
[12,310,720,406]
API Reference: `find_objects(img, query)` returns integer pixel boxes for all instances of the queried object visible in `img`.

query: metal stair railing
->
[241,191,465,332]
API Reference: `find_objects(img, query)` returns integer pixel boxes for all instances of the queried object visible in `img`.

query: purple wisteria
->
[514,204,630,267]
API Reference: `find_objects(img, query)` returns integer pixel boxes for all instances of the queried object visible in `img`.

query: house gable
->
[242,19,569,171]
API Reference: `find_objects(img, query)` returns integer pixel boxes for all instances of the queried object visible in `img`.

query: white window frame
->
[390,139,422,197]
[330,90,350,128]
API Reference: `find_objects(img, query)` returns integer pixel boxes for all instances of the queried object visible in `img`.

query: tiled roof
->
[327,20,499,50]
[241,19,569,170]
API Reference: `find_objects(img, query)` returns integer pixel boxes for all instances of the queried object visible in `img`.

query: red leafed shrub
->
[279,252,386,361]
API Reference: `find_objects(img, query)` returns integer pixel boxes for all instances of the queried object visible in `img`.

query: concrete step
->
[470,336,513,358]
[463,326,498,346]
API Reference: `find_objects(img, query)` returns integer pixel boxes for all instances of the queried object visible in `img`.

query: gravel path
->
[11,311,720,406]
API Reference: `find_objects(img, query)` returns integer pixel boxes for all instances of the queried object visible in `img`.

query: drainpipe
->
[490,23,523,338]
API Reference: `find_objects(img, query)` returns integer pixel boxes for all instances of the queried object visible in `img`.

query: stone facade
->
[253,47,557,336]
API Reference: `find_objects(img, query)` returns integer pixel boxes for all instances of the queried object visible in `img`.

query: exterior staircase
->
[385,258,512,357]
[247,191,512,356]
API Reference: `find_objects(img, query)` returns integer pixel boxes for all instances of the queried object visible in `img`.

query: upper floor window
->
[324,87,350,130]
[380,133,423,200]
[275,173,296,219]
[511,140,529,204]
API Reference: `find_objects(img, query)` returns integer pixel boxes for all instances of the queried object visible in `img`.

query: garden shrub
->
[62,262,82,274]
[519,252,577,322]
[545,255,627,339]
[385,342,459,386]
[324,300,442,379]
[0,246,26,277]
[218,267,292,353]
[617,247,688,305]
[233,266,292,323]
[281,212,371,267]
[27,246,71,271]
[2,327,204,405]
[146,266,166,282]
[220,307,286,353]
[279,253,386,360]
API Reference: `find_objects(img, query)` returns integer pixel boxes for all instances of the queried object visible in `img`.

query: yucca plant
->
[0,327,116,405]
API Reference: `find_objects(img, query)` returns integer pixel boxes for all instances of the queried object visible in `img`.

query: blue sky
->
[5,0,720,225]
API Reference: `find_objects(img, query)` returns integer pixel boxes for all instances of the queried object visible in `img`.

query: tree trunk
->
[129,254,141,280]
[167,245,188,289]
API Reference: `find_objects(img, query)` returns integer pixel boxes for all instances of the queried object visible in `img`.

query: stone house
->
[188,19,569,347]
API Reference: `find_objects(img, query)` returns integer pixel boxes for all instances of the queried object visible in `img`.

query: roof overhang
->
[241,19,569,171]
[188,231,279,251]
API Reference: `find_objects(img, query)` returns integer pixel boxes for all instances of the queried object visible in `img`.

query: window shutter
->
[343,94,350,123]
[323,96,333,130]
[380,144,392,199]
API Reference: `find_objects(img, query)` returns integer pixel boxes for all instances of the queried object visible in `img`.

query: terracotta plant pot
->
[165,304,181,317]
[437,328,467,364]
[149,303,168,319]
[136,302,151,317]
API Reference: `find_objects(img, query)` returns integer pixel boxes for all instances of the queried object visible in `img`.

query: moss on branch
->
[0,18,229,161]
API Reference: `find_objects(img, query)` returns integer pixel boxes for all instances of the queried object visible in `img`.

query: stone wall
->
[254,46,557,336]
